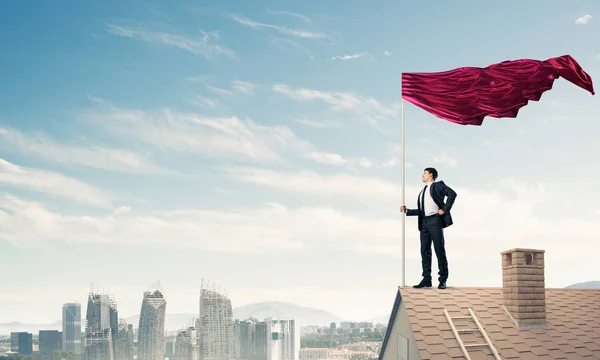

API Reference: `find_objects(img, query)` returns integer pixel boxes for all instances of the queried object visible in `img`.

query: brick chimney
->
[501,248,546,327]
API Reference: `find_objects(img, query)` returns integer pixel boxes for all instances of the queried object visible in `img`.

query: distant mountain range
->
[122,301,346,331]
[566,281,600,288]
[234,301,346,326]
[2,281,598,335]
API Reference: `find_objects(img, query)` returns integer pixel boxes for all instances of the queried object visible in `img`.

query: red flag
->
[401,55,595,125]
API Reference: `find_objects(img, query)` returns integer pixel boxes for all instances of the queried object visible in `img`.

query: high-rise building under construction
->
[197,280,236,360]
[84,287,116,360]
[137,282,167,360]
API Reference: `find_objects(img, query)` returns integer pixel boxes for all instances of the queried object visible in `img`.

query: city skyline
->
[0,281,388,330]
[2,0,600,325]
[4,282,308,360]
[0,278,392,348]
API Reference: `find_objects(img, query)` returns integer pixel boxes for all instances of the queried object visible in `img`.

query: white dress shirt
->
[420,181,440,216]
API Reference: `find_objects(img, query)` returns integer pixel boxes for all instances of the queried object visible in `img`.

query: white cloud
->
[206,85,234,97]
[304,152,405,169]
[231,80,259,95]
[187,77,256,97]
[80,98,313,163]
[0,195,401,254]
[267,10,313,24]
[104,24,234,58]
[384,51,391,56]
[185,75,211,83]
[304,152,349,165]
[431,152,458,168]
[1,163,598,307]
[575,14,592,24]
[381,158,398,168]
[113,206,132,215]
[221,167,408,201]
[0,127,169,174]
[230,14,325,39]
[328,53,367,61]
[294,118,342,128]
[272,84,400,126]
[0,159,112,208]
[356,158,373,168]
[189,94,224,110]
[220,166,600,259]
[380,157,413,169]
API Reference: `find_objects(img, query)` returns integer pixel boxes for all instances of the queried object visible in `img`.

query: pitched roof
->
[379,287,600,360]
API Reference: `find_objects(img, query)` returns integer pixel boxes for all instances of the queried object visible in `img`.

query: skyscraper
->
[114,319,134,360]
[165,341,175,359]
[265,319,298,360]
[127,325,134,354]
[85,291,111,333]
[10,332,33,355]
[175,326,198,360]
[254,322,268,360]
[84,288,115,360]
[39,330,62,357]
[238,319,256,360]
[137,282,167,360]
[109,300,119,359]
[233,320,241,360]
[62,303,82,355]
[197,280,235,360]
[84,329,113,360]
[11,332,19,352]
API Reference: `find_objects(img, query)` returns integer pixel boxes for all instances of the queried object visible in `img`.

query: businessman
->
[400,167,457,289]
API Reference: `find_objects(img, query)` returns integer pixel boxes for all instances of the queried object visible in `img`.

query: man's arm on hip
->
[438,181,457,213]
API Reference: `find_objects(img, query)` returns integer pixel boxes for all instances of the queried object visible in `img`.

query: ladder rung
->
[445,308,502,360]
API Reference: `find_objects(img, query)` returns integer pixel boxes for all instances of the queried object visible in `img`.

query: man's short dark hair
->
[424,167,438,180]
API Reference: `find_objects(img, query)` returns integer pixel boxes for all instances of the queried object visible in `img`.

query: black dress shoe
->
[413,281,432,288]
[438,282,447,289]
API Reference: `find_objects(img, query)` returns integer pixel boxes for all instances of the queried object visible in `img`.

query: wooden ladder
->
[443,308,502,360]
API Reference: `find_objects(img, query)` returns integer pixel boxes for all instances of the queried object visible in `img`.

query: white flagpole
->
[401,98,406,287]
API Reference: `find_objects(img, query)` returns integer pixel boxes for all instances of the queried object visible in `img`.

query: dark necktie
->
[420,185,427,215]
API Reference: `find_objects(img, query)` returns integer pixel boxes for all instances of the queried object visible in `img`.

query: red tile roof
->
[380,286,600,360]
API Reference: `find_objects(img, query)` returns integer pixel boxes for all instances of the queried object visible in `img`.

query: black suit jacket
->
[406,181,457,231]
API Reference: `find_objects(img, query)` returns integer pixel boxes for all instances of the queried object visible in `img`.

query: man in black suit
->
[400,167,457,289]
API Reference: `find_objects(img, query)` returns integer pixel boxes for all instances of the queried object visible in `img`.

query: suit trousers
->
[420,214,449,283]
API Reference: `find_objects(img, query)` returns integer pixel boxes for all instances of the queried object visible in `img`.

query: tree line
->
[0,351,79,360]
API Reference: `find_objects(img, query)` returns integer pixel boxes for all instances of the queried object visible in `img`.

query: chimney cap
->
[500,248,545,255]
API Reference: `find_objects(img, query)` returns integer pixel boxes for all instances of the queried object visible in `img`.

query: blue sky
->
[1,0,599,324]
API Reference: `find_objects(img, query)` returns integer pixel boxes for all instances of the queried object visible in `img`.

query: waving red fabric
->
[401,55,595,125]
